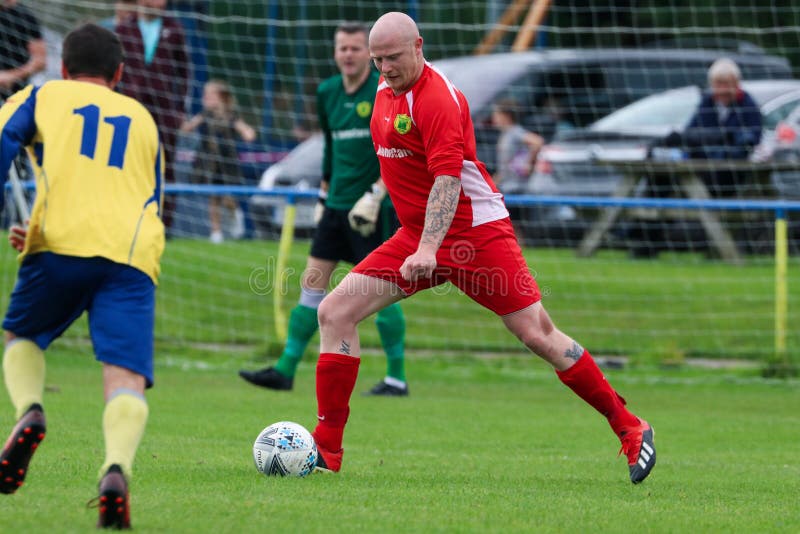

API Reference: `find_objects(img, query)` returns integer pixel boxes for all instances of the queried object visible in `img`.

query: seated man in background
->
[666,57,763,196]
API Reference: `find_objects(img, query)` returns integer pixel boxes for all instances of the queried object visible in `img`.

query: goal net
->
[3,0,798,365]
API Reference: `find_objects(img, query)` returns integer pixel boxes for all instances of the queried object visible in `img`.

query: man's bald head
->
[370,11,420,47]
[369,12,425,94]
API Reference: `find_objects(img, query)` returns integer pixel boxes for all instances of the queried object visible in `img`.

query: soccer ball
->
[252,421,318,477]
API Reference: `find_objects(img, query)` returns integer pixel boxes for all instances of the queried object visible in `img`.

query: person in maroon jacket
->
[116,0,189,230]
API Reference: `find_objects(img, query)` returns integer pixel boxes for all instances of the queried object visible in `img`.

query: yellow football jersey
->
[0,81,164,283]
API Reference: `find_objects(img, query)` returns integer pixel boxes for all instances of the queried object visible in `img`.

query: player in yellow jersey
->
[0,23,164,529]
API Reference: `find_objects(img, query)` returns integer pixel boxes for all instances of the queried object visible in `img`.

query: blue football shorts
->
[2,252,157,387]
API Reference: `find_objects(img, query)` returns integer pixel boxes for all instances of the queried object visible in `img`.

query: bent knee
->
[317,295,354,330]
[518,330,550,354]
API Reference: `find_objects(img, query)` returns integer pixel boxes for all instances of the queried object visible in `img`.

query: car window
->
[605,60,706,101]
[434,55,534,117]
[487,65,611,132]
[497,70,541,113]
[591,87,700,131]
[472,70,543,172]
[763,98,800,130]
[539,66,611,128]
[740,61,794,80]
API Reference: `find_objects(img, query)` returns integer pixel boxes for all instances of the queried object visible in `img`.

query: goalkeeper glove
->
[348,182,386,237]
[314,189,327,226]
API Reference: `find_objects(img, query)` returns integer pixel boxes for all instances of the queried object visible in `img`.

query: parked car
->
[763,96,800,199]
[642,37,768,56]
[250,133,324,237]
[250,48,792,235]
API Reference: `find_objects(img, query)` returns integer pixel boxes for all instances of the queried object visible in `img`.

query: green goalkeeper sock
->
[375,303,406,382]
[273,304,319,378]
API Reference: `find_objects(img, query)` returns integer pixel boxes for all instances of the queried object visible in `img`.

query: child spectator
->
[491,98,544,240]
[181,79,256,243]
[491,98,544,194]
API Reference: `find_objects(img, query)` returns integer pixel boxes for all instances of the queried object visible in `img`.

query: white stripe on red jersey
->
[461,160,507,226]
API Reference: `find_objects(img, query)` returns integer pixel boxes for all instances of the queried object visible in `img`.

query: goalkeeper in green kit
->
[240,22,408,395]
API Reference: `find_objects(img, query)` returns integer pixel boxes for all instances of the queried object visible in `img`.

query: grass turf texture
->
[0,346,798,532]
[0,235,797,529]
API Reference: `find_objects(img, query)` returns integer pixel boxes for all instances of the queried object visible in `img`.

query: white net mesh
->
[2,0,798,363]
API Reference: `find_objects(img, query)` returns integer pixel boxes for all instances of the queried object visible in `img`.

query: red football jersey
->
[370,63,509,237]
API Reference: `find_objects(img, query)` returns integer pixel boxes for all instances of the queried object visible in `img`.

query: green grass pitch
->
[0,347,798,532]
[0,237,798,531]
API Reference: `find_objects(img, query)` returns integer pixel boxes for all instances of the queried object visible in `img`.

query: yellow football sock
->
[2,339,45,419]
[100,390,149,480]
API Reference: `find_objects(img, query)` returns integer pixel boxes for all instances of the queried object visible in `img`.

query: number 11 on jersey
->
[73,104,132,169]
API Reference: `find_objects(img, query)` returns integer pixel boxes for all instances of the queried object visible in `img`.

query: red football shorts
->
[352,217,540,316]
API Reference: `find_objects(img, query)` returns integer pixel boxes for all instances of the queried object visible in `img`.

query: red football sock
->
[556,350,639,435]
[312,353,360,453]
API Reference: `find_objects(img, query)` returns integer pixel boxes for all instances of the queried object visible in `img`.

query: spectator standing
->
[0,0,46,100]
[116,0,189,229]
[99,0,137,32]
[181,79,256,243]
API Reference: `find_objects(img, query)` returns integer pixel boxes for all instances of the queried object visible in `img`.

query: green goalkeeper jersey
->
[316,71,382,209]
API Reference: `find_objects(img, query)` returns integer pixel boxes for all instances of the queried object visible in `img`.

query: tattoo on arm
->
[420,175,461,249]
[339,339,351,355]
[564,341,584,361]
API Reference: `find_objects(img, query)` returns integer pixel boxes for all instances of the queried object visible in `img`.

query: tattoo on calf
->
[339,340,351,355]
[564,341,584,361]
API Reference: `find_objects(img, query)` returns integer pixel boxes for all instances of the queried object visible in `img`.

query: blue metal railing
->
[9,180,800,213]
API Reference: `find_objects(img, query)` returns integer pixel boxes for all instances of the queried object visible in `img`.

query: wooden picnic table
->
[577,159,799,264]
